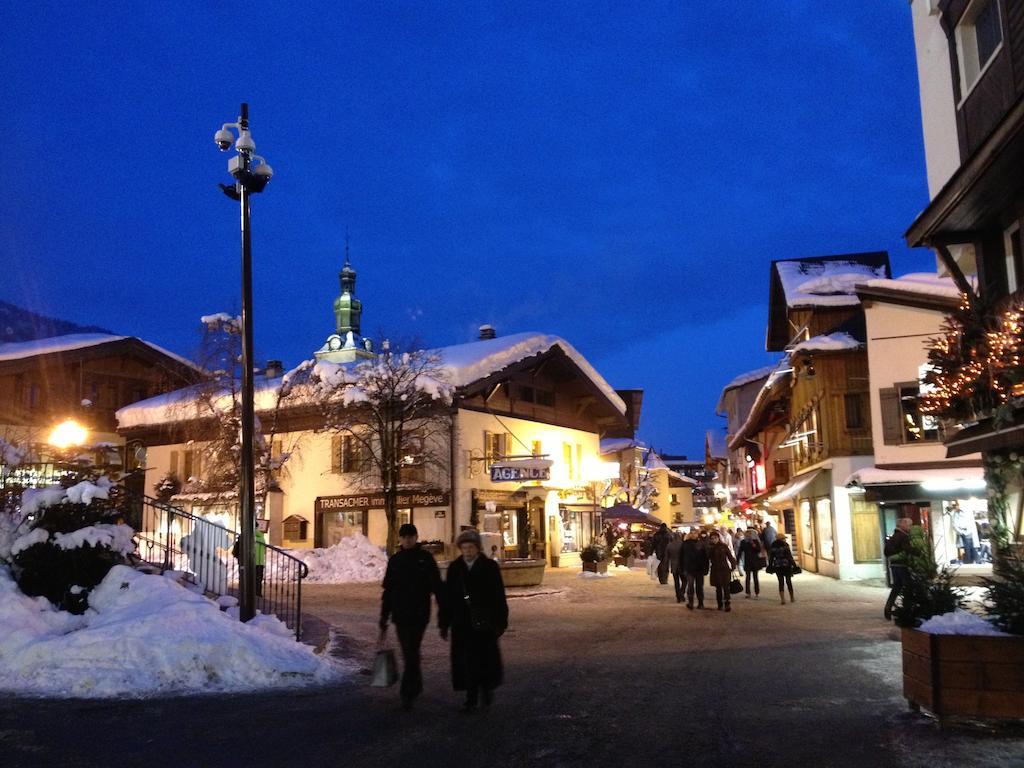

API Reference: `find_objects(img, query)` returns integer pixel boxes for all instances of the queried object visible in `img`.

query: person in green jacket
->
[254,525,267,597]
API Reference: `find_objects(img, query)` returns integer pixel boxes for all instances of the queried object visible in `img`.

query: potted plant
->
[580,544,608,574]
[612,538,636,568]
[897,525,1024,725]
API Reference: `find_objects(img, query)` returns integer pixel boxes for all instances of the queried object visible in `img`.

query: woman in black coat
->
[768,533,798,604]
[439,530,509,710]
[737,529,765,599]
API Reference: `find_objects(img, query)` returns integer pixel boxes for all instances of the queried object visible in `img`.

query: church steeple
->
[315,238,375,363]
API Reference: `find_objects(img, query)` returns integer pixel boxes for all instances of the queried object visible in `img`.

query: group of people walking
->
[379,524,508,711]
[653,520,800,611]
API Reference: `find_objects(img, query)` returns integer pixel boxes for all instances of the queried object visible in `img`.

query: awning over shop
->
[766,470,822,505]
[845,466,985,489]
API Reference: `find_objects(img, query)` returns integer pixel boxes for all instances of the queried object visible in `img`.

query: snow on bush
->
[917,609,1012,636]
[291,534,387,584]
[0,565,341,697]
[52,524,135,555]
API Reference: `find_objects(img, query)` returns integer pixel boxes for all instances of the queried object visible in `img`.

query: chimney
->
[265,360,284,378]
[478,324,496,340]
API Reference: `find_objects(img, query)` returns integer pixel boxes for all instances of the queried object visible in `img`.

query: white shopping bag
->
[647,554,660,580]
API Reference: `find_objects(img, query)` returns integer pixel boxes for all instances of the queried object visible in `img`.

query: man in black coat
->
[678,531,710,609]
[652,523,672,585]
[883,517,913,621]
[439,529,509,711]
[379,523,444,708]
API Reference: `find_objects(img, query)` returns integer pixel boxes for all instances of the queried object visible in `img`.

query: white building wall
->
[911,0,961,197]
[864,299,981,466]
[830,455,883,581]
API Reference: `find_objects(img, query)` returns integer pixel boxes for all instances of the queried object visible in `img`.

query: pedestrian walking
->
[379,523,445,709]
[666,532,683,602]
[761,519,777,549]
[738,528,765,598]
[707,531,737,612]
[439,529,509,711]
[883,517,914,621]
[652,523,672,585]
[679,531,709,609]
[767,533,798,604]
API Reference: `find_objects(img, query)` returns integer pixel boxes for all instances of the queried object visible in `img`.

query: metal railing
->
[134,496,308,639]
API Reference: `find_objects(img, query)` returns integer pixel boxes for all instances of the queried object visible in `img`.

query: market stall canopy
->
[766,470,823,505]
[602,503,663,526]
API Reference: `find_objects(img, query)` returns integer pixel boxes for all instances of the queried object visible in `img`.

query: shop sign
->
[490,459,552,483]
[316,489,450,513]
[434,510,446,518]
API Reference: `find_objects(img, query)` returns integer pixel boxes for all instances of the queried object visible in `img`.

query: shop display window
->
[323,510,364,545]
[816,498,834,562]
[800,500,815,556]
[560,507,581,553]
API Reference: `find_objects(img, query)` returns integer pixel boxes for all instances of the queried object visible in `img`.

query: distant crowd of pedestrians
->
[646,519,800,610]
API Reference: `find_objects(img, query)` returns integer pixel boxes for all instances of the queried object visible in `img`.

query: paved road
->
[2,568,1023,768]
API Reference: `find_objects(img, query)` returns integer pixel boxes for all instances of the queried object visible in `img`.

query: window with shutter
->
[331,435,343,473]
[170,450,179,478]
[879,388,902,445]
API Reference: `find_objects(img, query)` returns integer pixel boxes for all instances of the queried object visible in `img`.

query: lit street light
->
[48,419,88,451]
[214,103,273,623]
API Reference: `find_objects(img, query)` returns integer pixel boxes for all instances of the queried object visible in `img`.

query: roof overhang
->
[854,284,959,313]
[906,95,1024,247]
[944,409,1024,458]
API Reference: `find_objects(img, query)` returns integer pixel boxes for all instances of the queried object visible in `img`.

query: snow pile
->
[290,534,388,583]
[917,609,1012,636]
[19,485,70,517]
[789,332,863,354]
[578,570,615,579]
[0,565,340,697]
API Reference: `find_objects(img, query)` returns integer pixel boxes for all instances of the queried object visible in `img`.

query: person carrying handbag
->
[439,529,509,711]
[379,523,444,709]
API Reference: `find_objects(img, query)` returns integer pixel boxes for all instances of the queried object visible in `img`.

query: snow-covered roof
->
[726,359,793,451]
[118,331,626,429]
[857,272,967,302]
[720,365,776,393]
[436,332,626,415]
[116,376,286,430]
[600,437,646,455]
[0,333,197,370]
[789,332,863,355]
[776,260,887,309]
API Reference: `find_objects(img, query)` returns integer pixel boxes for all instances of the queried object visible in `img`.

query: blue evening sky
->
[0,2,932,458]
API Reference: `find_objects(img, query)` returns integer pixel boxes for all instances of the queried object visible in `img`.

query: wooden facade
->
[0,338,198,437]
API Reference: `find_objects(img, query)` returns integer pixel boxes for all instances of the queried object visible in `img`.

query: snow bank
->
[291,534,388,584]
[0,565,340,697]
[917,609,1012,636]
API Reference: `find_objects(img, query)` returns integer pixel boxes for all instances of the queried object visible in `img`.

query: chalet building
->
[117,257,635,566]
[721,253,891,579]
[598,440,696,527]
[661,453,721,523]
[847,272,990,575]
[0,326,199,478]
[905,0,1024,548]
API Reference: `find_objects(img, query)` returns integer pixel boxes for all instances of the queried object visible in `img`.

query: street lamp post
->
[214,103,273,623]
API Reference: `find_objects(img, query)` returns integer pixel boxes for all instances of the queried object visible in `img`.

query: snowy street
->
[3,568,1022,768]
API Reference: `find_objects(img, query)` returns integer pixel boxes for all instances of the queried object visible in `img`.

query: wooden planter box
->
[582,560,608,574]
[612,555,635,568]
[901,627,1024,725]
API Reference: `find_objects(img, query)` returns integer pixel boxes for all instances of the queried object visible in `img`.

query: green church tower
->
[315,242,375,363]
